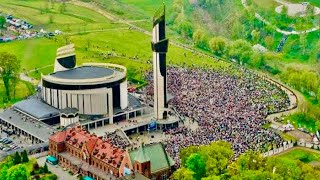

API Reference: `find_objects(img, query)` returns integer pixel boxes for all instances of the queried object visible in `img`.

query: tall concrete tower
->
[152,5,169,120]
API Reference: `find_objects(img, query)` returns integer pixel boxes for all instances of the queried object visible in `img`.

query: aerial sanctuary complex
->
[0,6,179,176]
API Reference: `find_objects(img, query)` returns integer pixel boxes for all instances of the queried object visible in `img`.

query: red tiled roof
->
[49,131,66,143]
[92,139,126,168]
[65,127,97,150]
[86,138,98,154]
[49,126,127,169]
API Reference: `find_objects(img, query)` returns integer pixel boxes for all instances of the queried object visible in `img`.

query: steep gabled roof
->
[129,143,175,173]
[134,144,150,163]
[86,138,98,154]
[49,131,66,143]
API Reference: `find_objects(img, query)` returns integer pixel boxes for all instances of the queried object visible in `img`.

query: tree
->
[63,34,71,45]
[315,121,320,131]
[249,52,265,68]
[185,153,206,180]
[43,162,49,173]
[227,39,253,65]
[200,141,233,176]
[265,157,301,179]
[179,21,193,38]
[11,74,18,100]
[299,34,307,55]
[6,164,27,180]
[316,40,320,61]
[6,156,14,168]
[171,167,195,180]
[251,30,260,44]
[209,36,227,56]
[0,53,21,101]
[85,38,91,51]
[21,150,29,163]
[50,0,55,9]
[180,145,199,166]
[264,36,274,50]
[193,29,208,49]
[0,165,8,180]
[0,16,6,28]
[13,152,21,165]
[46,174,58,180]
[59,2,67,14]
[49,14,54,24]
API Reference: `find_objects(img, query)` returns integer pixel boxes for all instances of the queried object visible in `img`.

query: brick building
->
[49,126,174,180]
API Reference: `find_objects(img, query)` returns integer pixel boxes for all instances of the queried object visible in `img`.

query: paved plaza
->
[37,156,77,180]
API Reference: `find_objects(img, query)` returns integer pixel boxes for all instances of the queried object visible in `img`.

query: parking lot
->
[0,124,34,153]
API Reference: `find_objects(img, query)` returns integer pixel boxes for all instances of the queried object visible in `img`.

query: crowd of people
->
[104,131,130,149]
[143,65,290,167]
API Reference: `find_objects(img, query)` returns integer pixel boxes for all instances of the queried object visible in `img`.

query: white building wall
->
[42,87,46,101]
[52,89,58,108]
[61,93,67,109]
[67,94,72,107]
[41,87,114,116]
[78,94,84,113]
[71,94,78,108]
[58,90,62,109]
[120,80,128,109]
[60,116,79,127]
[46,88,51,105]
[84,94,91,114]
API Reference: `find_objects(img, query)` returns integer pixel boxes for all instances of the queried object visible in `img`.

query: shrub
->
[33,162,40,170]
[46,174,58,180]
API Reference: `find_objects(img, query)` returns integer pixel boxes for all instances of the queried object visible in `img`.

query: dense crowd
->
[104,131,130,149]
[143,66,290,167]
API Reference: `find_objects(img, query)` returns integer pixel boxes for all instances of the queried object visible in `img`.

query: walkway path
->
[37,156,77,180]
[274,146,320,156]
[241,0,319,35]
[19,64,54,84]
[274,0,320,16]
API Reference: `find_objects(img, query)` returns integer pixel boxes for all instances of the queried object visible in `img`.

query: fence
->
[263,140,320,157]
[262,141,294,157]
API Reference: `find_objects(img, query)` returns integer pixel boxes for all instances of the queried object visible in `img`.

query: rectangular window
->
[162,173,167,180]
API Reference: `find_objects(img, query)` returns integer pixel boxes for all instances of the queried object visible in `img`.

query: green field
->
[0,0,228,82]
[277,148,320,163]
[0,80,35,108]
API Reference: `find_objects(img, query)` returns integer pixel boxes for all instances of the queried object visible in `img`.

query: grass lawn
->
[0,0,109,28]
[0,38,59,71]
[0,80,35,108]
[277,148,320,163]
[252,0,279,11]
[283,112,317,132]
[279,131,298,141]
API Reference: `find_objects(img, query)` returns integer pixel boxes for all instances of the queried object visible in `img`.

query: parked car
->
[0,138,8,143]
[3,139,12,144]
[3,148,11,152]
